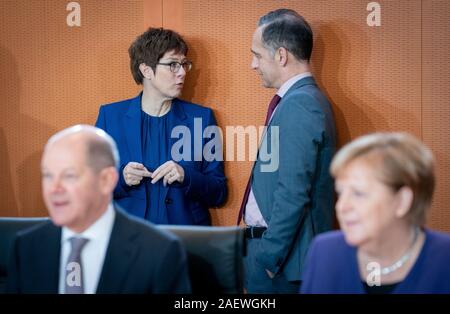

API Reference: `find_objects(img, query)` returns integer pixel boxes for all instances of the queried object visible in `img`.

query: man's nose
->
[251,57,258,70]
[49,177,64,193]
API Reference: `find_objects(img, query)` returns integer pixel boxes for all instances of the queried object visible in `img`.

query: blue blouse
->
[141,110,172,224]
[95,94,227,225]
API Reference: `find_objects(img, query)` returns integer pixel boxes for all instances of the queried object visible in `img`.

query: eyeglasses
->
[157,61,193,73]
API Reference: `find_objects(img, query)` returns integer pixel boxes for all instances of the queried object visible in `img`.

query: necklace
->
[380,227,420,276]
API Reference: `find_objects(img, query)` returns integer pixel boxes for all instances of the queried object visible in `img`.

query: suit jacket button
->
[165,198,173,204]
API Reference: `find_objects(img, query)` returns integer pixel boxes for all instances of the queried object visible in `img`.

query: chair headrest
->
[0,217,50,274]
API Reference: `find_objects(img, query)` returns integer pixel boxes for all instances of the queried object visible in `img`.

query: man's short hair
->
[258,8,313,62]
[46,125,120,172]
[128,27,188,84]
[85,134,118,173]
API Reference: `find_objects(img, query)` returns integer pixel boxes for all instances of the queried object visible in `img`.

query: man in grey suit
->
[239,9,337,293]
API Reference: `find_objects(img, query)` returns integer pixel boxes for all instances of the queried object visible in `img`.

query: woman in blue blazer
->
[95,28,227,225]
[301,133,450,294]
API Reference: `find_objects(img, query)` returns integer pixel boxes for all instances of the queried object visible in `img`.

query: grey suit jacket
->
[251,76,336,281]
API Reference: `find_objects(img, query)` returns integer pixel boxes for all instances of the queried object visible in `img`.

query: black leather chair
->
[162,225,244,294]
[0,217,244,294]
[0,217,50,293]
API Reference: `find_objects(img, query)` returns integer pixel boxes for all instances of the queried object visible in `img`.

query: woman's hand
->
[151,161,185,186]
[123,162,152,186]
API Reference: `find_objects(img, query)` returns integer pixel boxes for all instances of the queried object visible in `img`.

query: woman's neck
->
[360,223,413,261]
[357,223,425,284]
[141,88,172,117]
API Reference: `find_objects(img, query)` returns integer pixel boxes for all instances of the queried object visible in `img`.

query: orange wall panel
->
[0,0,449,232]
[144,0,162,28]
[422,0,450,232]
[0,0,143,216]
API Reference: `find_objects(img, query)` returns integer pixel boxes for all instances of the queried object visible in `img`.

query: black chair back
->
[0,217,244,294]
[160,225,244,294]
[0,217,49,292]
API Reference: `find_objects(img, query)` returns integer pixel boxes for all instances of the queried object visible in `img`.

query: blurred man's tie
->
[65,237,89,294]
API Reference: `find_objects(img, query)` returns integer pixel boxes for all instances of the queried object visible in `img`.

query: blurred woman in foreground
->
[301,132,450,294]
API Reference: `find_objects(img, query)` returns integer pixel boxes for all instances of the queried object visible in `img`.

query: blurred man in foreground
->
[6,125,191,294]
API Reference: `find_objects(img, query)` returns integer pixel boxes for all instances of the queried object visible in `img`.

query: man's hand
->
[123,162,152,186]
[151,161,185,186]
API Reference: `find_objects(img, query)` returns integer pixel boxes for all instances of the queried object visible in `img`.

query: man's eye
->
[353,190,366,197]
[63,173,77,180]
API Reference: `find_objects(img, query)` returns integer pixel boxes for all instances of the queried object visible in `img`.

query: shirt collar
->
[61,204,115,244]
[277,72,312,98]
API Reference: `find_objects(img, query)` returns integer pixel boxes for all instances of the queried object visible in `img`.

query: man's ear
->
[139,63,154,80]
[99,167,119,195]
[276,47,288,67]
[395,186,414,219]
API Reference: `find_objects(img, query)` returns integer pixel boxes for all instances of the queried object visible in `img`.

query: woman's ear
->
[395,186,414,218]
[139,63,153,80]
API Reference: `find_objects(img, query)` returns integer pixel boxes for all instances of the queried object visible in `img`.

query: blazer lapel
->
[269,76,317,125]
[34,224,61,293]
[96,208,140,293]
[254,76,318,169]
[125,93,144,163]
[282,76,317,101]
[167,98,187,151]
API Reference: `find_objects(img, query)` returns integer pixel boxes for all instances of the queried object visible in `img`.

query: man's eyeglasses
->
[157,61,193,73]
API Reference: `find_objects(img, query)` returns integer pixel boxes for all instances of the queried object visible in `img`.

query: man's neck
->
[277,62,311,88]
[66,202,110,234]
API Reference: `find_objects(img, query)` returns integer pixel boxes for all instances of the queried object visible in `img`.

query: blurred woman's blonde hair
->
[331,132,435,226]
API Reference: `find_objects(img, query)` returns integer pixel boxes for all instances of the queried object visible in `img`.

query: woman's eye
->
[42,173,52,180]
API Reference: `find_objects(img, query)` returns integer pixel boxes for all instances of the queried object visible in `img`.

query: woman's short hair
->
[128,27,188,84]
[331,132,435,226]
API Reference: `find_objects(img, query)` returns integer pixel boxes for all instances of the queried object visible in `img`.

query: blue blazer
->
[95,94,227,225]
[301,230,450,294]
[250,76,336,281]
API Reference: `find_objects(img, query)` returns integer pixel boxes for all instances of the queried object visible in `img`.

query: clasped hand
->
[123,161,184,187]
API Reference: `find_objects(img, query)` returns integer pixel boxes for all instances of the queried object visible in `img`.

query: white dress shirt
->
[244,72,312,227]
[58,204,115,294]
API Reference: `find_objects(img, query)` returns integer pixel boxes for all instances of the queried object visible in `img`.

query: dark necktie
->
[64,237,89,294]
[237,94,282,225]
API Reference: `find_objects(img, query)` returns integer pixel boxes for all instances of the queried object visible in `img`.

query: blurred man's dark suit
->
[6,207,191,293]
